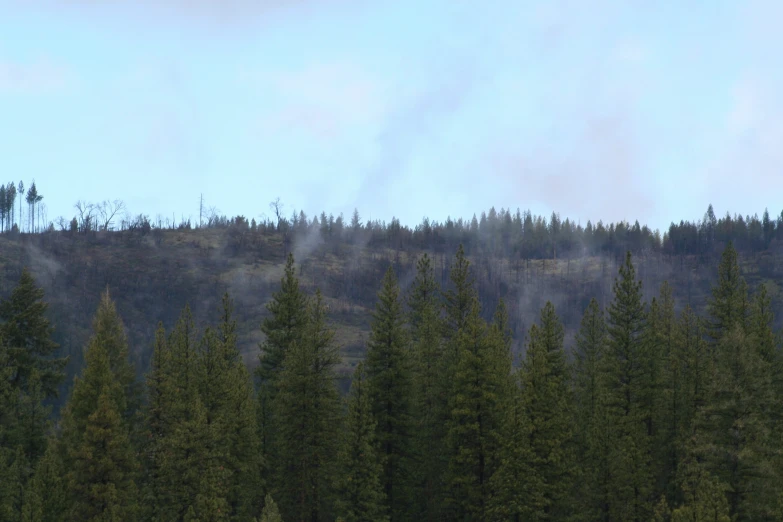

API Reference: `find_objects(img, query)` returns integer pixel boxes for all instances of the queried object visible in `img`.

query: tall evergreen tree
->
[571,298,609,521]
[516,302,575,520]
[88,289,139,422]
[0,268,66,399]
[443,244,475,340]
[648,282,677,500]
[602,251,654,521]
[444,297,511,520]
[59,299,139,521]
[671,459,731,522]
[705,242,748,343]
[407,254,446,521]
[198,293,263,520]
[663,306,711,509]
[365,266,413,521]
[25,438,68,522]
[258,495,282,522]
[144,306,229,521]
[335,363,389,522]
[691,325,775,519]
[274,289,341,522]
[257,253,309,481]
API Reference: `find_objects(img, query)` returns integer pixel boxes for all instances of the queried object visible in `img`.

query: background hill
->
[2,204,782,404]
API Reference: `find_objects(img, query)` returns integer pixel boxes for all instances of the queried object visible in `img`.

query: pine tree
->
[648,282,677,501]
[571,298,608,520]
[0,445,27,522]
[444,297,511,520]
[25,439,68,522]
[147,305,230,521]
[663,306,711,508]
[335,363,388,522]
[749,282,783,506]
[705,242,748,343]
[198,293,263,520]
[69,389,140,521]
[88,288,139,421]
[0,268,66,399]
[365,266,413,521]
[602,251,654,521]
[257,253,309,482]
[59,300,139,521]
[671,460,731,522]
[274,289,341,522]
[443,244,475,341]
[258,253,309,383]
[407,254,447,521]
[258,494,282,522]
[487,370,533,522]
[691,325,775,519]
[516,302,575,520]
[139,322,167,517]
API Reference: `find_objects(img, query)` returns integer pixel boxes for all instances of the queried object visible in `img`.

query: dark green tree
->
[258,494,282,522]
[274,289,341,522]
[144,306,229,521]
[198,293,263,520]
[444,297,511,520]
[705,242,748,343]
[407,254,447,521]
[602,251,654,521]
[691,325,775,519]
[335,363,389,522]
[571,298,608,520]
[443,244,475,340]
[0,268,66,399]
[257,253,309,480]
[517,302,575,520]
[59,300,139,521]
[365,266,413,521]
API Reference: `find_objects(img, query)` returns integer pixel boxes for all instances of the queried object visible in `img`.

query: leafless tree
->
[74,200,96,232]
[270,197,284,230]
[97,199,126,231]
[205,206,221,227]
[56,216,68,232]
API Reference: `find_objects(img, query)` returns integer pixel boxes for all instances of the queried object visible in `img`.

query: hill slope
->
[3,223,782,402]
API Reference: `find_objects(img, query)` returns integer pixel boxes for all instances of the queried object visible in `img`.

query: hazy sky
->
[1,0,782,232]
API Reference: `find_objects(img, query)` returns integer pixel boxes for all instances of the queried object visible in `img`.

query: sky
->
[1,0,782,233]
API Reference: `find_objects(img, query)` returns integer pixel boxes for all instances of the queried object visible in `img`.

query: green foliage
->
[25,439,68,522]
[274,289,341,522]
[516,302,575,520]
[258,253,309,383]
[365,266,413,520]
[335,363,388,522]
[58,295,139,521]
[571,298,609,521]
[198,293,264,520]
[671,461,731,522]
[257,253,309,485]
[0,268,66,400]
[143,305,230,520]
[444,297,512,520]
[706,241,749,342]
[691,325,775,519]
[258,494,282,522]
[602,251,655,520]
[407,254,447,521]
[443,244,475,339]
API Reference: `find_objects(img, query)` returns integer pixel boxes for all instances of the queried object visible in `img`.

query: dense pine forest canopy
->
[1,193,783,520]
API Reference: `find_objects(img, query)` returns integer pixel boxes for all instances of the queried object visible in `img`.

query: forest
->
[1,218,782,520]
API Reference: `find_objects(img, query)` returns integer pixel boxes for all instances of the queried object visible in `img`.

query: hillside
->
[2,216,782,403]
